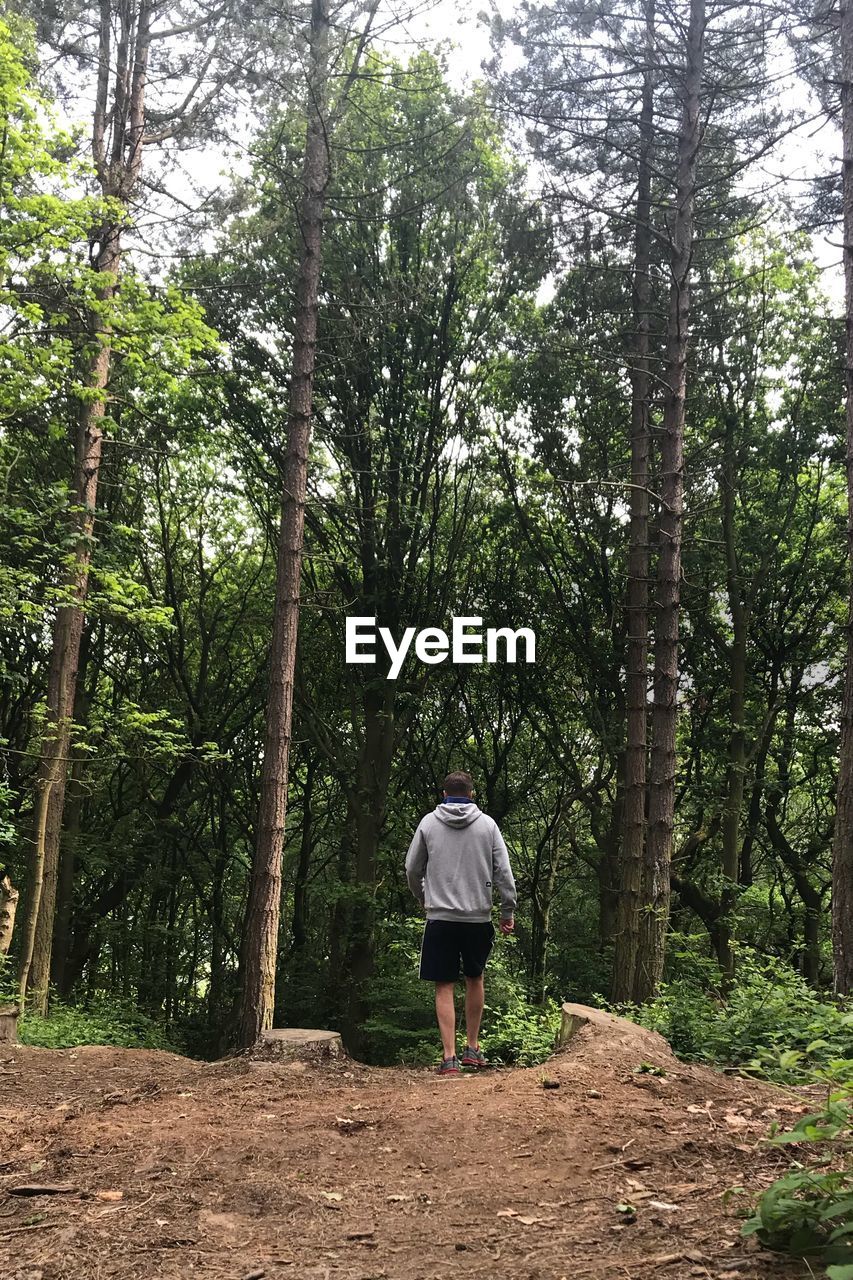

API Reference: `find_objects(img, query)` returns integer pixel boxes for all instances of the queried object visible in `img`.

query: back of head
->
[434,770,480,826]
[442,770,474,798]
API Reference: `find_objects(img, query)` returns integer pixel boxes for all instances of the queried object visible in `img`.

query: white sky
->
[58,0,844,308]
[407,0,845,308]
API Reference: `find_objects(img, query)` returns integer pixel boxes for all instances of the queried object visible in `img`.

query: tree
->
[0,12,103,1000]
[18,0,245,1012]
[832,0,853,994]
[639,0,706,1000]
[660,230,842,980]
[615,0,656,1000]
[490,0,790,999]
[237,0,333,1048]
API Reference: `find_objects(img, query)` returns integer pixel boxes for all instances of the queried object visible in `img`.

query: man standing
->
[405,770,517,1075]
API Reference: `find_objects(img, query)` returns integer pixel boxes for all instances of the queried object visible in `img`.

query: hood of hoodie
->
[433,801,483,828]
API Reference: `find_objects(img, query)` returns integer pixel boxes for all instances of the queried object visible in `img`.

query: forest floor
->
[0,1012,819,1280]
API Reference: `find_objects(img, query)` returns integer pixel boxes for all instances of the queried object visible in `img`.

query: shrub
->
[742,1061,853,1278]
[19,996,177,1051]
[480,995,561,1066]
[614,948,853,1082]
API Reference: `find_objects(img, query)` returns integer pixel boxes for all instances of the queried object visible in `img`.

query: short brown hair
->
[443,770,474,796]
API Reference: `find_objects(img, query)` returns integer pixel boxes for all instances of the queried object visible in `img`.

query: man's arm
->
[404,823,428,906]
[491,824,517,925]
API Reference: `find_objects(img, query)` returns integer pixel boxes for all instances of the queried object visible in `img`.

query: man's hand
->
[499,917,514,935]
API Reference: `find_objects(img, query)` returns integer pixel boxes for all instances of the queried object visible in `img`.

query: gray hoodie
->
[405,801,517,923]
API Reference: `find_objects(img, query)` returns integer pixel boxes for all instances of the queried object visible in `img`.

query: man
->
[405,770,517,1076]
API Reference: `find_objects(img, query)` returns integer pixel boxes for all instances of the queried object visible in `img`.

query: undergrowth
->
[610,946,853,1083]
[605,943,853,1279]
[742,1060,853,1280]
[1,959,177,1050]
[19,997,177,1051]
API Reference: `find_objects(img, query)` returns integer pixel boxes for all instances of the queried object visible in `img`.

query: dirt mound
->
[0,1011,809,1280]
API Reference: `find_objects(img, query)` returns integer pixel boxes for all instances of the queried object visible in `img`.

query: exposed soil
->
[0,1015,814,1280]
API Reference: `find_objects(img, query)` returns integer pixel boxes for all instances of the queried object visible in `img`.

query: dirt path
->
[0,1019,811,1280]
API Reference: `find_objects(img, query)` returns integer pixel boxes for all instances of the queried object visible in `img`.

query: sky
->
[54,0,844,310]
[402,0,845,308]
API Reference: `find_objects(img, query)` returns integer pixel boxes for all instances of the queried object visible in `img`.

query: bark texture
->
[612,0,655,1003]
[0,1006,18,1044]
[718,408,747,981]
[639,0,705,1002]
[237,0,331,1048]
[0,875,19,955]
[833,0,853,996]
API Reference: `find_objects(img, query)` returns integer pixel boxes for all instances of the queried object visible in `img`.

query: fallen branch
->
[572,1249,707,1275]
[0,1220,63,1238]
[8,1184,78,1196]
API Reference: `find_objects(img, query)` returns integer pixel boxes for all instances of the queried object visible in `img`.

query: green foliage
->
[19,997,177,1052]
[617,948,853,1082]
[0,16,104,421]
[356,919,438,1065]
[742,1064,853,1276]
[0,956,174,1051]
[481,992,561,1067]
[0,771,16,851]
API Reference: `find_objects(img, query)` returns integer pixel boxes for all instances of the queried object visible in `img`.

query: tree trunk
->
[50,752,86,992]
[339,688,396,1050]
[18,772,59,1005]
[800,884,822,986]
[612,0,655,1002]
[140,871,169,1012]
[639,0,705,1002]
[25,742,71,1014]
[0,1006,18,1044]
[34,624,93,1000]
[833,0,853,996]
[591,781,621,950]
[0,875,19,955]
[19,0,153,1011]
[237,0,331,1048]
[208,795,228,1030]
[164,852,179,1020]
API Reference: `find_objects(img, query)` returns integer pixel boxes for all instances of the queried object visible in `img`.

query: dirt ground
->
[0,1014,816,1280]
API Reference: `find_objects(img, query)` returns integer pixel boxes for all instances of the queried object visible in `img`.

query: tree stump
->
[249,1028,344,1063]
[559,1000,656,1045]
[0,1005,19,1045]
[558,1001,674,1064]
[559,1003,596,1045]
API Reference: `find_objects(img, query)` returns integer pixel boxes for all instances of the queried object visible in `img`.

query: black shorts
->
[419,920,495,982]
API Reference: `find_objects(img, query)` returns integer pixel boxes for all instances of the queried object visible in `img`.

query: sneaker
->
[461,1045,489,1069]
[437,1054,461,1076]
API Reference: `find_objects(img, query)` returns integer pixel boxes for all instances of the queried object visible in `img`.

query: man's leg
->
[435,981,457,1059]
[464,974,484,1049]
